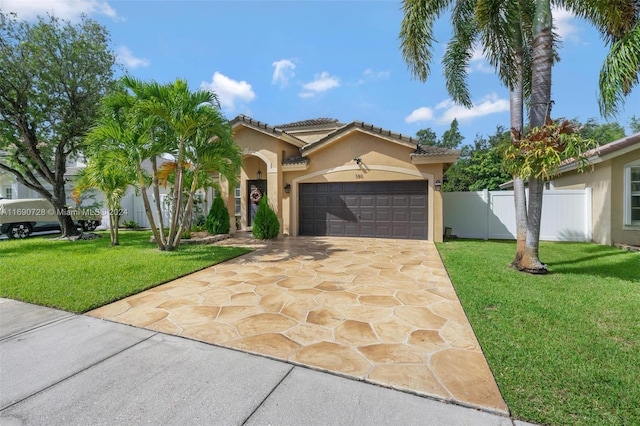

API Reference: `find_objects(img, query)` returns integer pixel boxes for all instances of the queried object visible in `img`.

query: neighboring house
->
[549,132,639,246]
[0,157,87,205]
[218,116,460,242]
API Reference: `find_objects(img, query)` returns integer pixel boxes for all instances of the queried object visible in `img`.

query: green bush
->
[252,197,279,239]
[205,193,230,235]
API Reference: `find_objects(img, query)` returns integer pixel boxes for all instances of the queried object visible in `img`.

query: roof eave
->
[410,154,461,165]
[282,163,309,172]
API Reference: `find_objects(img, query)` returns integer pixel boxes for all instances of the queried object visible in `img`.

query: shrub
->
[205,193,230,235]
[252,197,279,239]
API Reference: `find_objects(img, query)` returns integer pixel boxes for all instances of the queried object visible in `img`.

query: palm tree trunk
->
[168,140,186,247]
[109,211,118,246]
[151,156,167,245]
[172,172,199,248]
[519,0,553,273]
[511,20,528,268]
[137,168,165,250]
[520,177,547,273]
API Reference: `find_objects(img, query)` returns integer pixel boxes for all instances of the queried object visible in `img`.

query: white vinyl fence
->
[442,188,592,242]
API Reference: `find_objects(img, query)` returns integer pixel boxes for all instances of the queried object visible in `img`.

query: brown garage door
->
[299,181,428,239]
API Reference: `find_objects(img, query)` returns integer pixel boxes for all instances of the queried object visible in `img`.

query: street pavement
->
[0,298,534,426]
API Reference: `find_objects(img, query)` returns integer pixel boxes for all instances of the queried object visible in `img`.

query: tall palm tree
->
[400,0,639,273]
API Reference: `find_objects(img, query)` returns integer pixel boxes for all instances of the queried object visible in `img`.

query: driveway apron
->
[88,235,508,415]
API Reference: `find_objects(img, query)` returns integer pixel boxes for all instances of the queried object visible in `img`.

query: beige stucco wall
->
[611,151,640,246]
[283,130,444,241]
[227,126,447,242]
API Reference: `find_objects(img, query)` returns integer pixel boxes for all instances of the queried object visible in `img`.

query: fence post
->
[584,187,592,242]
[483,188,489,240]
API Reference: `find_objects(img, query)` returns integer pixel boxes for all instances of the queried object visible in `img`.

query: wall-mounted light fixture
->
[284,183,291,193]
[353,158,362,165]
[256,159,262,180]
[435,180,442,191]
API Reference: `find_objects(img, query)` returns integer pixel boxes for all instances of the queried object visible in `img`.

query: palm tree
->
[400,0,639,273]
[132,79,240,250]
[72,151,135,245]
[87,84,168,249]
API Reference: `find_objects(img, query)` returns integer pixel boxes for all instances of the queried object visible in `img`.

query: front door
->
[247,179,267,227]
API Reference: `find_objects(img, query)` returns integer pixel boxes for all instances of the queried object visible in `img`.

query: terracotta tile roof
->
[561,132,640,167]
[412,144,462,157]
[234,115,460,160]
[587,132,640,157]
[301,120,421,153]
[232,114,286,135]
[282,155,309,165]
[275,118,342,129]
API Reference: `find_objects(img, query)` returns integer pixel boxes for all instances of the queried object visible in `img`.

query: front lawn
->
[437,240,639,426]
[0,231,250,313]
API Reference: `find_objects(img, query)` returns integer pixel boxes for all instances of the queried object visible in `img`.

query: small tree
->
[205,192,230,235]
[252,197,280,240]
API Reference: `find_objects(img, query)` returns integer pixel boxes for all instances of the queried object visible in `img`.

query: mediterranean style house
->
[551,132,640,247]
[219,116,460,242]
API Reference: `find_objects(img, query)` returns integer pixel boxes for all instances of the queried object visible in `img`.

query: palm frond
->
[599,24,640,117]
[400,0,453,82]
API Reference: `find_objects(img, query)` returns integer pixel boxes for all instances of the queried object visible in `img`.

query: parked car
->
[0,198,102,239]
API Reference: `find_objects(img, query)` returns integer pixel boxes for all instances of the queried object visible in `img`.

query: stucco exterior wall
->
[284,131,444,241]
[611,151,640,246]
[228,125,448,242]
[552,148,640,246]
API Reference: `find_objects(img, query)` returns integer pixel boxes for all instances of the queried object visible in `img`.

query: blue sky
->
[2,0,639,146]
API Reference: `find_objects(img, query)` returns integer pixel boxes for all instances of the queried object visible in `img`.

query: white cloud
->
[200,72,256,111]
[436,93,509,124]
[405,107,435,124]
[299,71,340,98]
[116,46,149,69]
[0,0,119,20]
[469,44,494,74]
[406,93,508,125]
[272,59,296,88]
[355,68,391,85]
[553,6,581,43]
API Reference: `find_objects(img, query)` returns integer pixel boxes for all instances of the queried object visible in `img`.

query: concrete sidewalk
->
[0,298,528,425]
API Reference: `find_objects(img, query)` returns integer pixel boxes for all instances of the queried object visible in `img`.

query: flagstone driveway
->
[88,235,508,415]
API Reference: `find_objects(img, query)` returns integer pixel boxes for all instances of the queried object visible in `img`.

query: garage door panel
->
[410,210,427,222]
[393,210,409,221]
[392,195,409,207]
[344,223,359,236]
[299,181,428,240]
[360,195,375,207]
[377,195,392,207]
[410,195,427,207]
[376,209,391,221]
[360,210,375,221]
[343,195,359,208]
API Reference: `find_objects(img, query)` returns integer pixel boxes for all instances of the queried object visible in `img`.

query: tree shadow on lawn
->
[546,244,639,283]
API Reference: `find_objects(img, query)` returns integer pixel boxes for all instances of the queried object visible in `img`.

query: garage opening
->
[299,180,428,240]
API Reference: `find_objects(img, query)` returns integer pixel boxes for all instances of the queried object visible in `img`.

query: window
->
[4,187,11,199]
[625,165,640,226]
[234,185,241,215]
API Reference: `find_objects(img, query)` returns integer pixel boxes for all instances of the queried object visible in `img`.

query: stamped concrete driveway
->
[88,235,508,415]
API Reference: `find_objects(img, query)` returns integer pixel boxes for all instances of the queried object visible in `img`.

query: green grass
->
[436,240,640,425]
[0,231,250,313]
